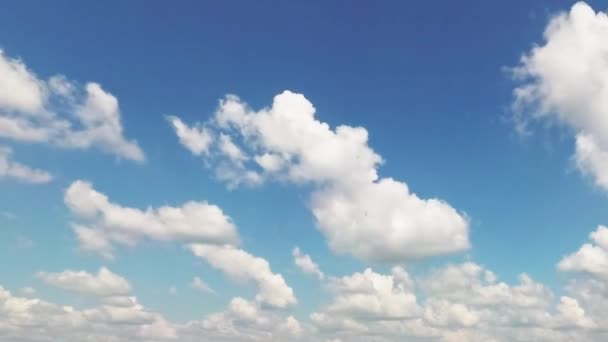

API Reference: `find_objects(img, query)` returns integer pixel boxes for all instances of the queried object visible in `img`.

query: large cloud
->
[0,50,144,162]
[64,180,240,259]
[512,2,608,190]
[170,91,470,262]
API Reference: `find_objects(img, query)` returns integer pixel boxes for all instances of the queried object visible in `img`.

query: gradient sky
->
[1,1,608,341]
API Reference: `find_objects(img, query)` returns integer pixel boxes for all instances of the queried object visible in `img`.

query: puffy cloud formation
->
[292,247,324,280]
[512,2,608,190]
[0,50,144,162]
[308,263,600,342]
[65,180,240,259]
[0,146,52,183]
[180,297,304,341]
[37,267,130,297]
[558,225,608,280]
[7,228,608,342]
[0,282,175,341]
[189,244,296,308]
[170,91,470,262]
[320,267,420,320]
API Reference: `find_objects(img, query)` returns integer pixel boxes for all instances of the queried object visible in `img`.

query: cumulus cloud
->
[170,91,470,262]
[321,267,420,320]
[292,247,324,280]
[0,50,144,162]
[0,282,175,341]
[189,244,296,308]
[558,225,608,280]
[512,2,608,190]
[0,146,52,183]
[64,180,240,259]
[37,267,130,297]
[181,297,305,341]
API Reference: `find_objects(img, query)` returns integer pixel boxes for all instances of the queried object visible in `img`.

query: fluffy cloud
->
[558,225,608,280]
[512,2,608,190]
[170,91,470,261]
[320,267,420,320]
[167,115,212,156]
[0,50,144,162]
[0,283,175,341]
[292,247,324,280]
[37,267,130,297]
[64,180,240,259]
[189,244,296,308]
[0,146,52,183]
[180,297,305,341]
[305,255,608,342]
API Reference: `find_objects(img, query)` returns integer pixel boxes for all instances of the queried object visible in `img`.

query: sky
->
[1,0,608,341]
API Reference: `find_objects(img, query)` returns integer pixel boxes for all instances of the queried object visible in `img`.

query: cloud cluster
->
[0,50,144,163]
[170,91,470,262]
[307,257,601,342]
[512,2,608,190]
[5,222,608,342]
[0,268,176,342]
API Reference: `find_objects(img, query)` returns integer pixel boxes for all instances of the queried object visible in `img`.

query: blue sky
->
[2,1,608,341]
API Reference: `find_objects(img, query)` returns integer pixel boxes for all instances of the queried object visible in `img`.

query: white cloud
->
[0,50,144,162]
[190,277,214,294]
[0,50,44,114]
[0,284,177,341]
[189,244,296,308]
[181,297,305,341]
[319,268,420,320]
[65,180,240,259]
[292,247,324,280]
[0,146,52,183]
[558,225,608,280]
[312,178,469,261]
[167,115,212,156]
[170,91,470,261]
[512,2,608,190]
[37,267,130,297]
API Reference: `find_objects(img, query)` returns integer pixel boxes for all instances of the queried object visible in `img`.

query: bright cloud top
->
[513,2,608,190]
[170,91,470,262]
[0,50,144,162]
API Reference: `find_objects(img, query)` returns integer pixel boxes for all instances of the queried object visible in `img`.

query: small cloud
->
[16,235,35,249]
[190,276,214,294]
[169,286,177,296]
